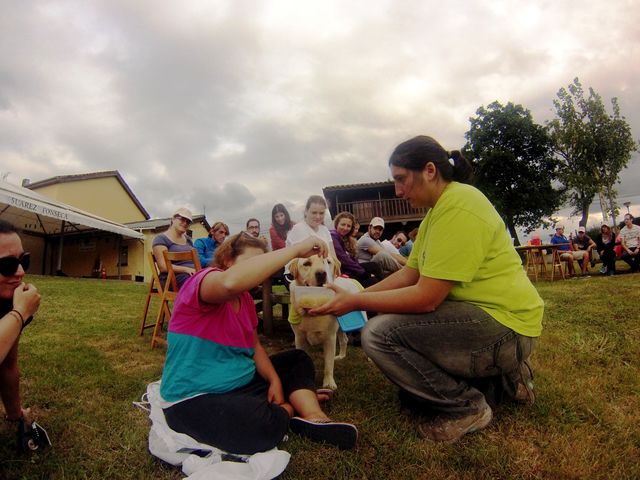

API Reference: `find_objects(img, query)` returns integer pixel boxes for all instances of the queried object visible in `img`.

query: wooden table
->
[515,244,570,281]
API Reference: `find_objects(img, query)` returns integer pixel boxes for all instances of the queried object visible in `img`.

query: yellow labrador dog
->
[288,254,349,390]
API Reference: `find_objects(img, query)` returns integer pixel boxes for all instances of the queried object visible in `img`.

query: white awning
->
[0,180,144,239]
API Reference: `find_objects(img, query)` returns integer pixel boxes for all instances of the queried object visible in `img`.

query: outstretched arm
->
[312,269,453,317]
[200,236,328,304]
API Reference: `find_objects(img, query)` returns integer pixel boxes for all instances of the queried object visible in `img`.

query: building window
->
[119,245,128,266]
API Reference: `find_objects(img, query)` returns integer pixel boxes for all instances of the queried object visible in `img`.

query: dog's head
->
[288,254,341,286]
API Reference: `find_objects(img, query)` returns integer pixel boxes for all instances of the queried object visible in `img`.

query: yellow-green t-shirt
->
[407,182,543,337]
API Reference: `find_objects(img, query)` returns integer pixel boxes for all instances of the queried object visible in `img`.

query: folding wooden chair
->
[150,249,202,348]
[549,247,566,281]
[139,252,164,336]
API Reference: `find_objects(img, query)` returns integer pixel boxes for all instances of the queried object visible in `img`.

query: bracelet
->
[8,310,24,326]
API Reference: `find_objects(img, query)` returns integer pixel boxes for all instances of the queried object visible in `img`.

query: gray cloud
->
[1,0,639,236]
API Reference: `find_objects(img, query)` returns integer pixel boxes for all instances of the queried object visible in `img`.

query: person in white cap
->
[356,217,406,277]
[152,207,197,289]
[571,226,596,275]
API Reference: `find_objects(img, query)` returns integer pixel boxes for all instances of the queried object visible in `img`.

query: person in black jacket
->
[596,224,616,276]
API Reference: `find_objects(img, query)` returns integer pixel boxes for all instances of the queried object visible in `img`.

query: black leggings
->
[163,349,316,454]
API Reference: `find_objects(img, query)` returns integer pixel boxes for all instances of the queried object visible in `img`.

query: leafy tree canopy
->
[464,101,563,245]
[547,77,638,226]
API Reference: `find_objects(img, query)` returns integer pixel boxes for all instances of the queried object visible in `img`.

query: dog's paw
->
[335,353,346,360]
[323,378,338,391]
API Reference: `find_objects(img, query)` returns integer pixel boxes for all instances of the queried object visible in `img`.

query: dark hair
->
[246,218,260,229]
[334,212,357,257]
[213,232,268,269]
[389,135,473,184]
[305,195,327,211]
[271,203,293,240]
[0,220,17,235]
[624,214,634,221]
[210,221,229,237]
[394,230,408,241]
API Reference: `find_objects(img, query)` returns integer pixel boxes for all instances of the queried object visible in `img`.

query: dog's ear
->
[287,259,299,279]
[331,255,341,277]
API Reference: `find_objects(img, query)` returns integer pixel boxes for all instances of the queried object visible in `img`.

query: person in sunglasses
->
[152,208,197,289]
[0,220,42,428]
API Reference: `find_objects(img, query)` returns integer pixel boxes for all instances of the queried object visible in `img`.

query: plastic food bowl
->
[293,286,335,309]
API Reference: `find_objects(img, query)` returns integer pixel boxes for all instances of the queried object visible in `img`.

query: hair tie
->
[448,157,455,167]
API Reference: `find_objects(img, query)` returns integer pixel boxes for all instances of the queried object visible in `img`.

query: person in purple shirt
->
[330,212,382,288]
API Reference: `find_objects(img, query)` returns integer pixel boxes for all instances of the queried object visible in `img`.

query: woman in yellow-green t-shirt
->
[312,135,543,443]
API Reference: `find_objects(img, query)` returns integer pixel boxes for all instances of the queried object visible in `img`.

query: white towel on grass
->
[142,381,290,480]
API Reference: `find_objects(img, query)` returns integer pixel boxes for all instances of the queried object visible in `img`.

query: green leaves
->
[464,101,562,244]
[547,77,638,226]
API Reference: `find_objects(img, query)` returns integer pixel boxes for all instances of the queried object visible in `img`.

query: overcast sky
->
[1,0,639,235]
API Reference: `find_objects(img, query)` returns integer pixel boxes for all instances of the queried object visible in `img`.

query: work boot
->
[513,360,536,406]
[417,403,492,443]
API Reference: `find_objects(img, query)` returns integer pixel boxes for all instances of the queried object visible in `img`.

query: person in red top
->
[269,204,295,251]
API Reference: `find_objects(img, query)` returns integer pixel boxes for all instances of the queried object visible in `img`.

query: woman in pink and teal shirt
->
[160,233,357,454]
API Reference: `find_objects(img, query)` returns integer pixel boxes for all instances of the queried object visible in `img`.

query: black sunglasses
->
[0,252,31,277]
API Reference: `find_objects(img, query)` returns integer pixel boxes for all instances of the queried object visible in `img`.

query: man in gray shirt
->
[356,217,406,277]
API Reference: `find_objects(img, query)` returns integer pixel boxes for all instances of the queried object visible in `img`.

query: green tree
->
[464,101,562,245]
[547,78,638,227]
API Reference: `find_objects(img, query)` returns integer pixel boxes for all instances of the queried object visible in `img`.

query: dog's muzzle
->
[315,271,327,285]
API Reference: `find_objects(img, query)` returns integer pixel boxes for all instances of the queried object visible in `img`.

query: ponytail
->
[390,136,473,185]
[447,150,474,184]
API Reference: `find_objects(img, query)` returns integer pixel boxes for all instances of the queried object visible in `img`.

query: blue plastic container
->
[337,310,367,332]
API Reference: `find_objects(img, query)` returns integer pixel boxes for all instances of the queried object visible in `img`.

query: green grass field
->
[0,272,639,479]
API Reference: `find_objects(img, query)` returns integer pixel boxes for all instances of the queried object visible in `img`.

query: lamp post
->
[624,201,631,214]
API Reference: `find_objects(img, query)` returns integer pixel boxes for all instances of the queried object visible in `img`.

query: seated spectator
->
[528,233,542,246]
[596,224,616,276]
[399,228,418,257]
[0,220,49,452]
[550,226,576,276]
[194,221,229,268]
[152,208,197,289]
[286,195,336,257]
[381,231,408,256]
[269,204,295,251]
[330,212,382,287]
[352,221,363,240]
[613,227,623,258]
[356,217,405,277]
[160,234,357,452]
[572,226,596,275]
[246,218,261,238]
[618,214,640,272]
[246,218,269,245]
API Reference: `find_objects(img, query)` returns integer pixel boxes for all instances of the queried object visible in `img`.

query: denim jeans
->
[362,301,535,417]
[621,247,640,272]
